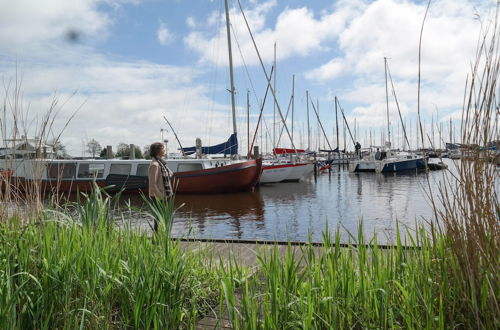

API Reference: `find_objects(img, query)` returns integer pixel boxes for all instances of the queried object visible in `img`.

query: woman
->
[148,142,174,231]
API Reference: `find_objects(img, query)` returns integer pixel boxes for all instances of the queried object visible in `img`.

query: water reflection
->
[173,192,265,239]
[112,159,477,244]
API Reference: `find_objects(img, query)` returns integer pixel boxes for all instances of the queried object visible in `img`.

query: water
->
[126,159,462,245]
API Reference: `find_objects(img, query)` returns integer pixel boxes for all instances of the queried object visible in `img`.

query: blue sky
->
[0,0,496,156]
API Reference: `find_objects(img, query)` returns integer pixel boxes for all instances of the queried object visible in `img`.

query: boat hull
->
[348,160,376,172]
[173,158,262,193]
[377,158,426,173]
[284,163,314,182]
[260,164,294,183]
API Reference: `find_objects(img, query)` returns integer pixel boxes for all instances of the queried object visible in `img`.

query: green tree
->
[86,139,102,158]
[50,139,69,158]
[143,145,151,159]
[115,143,143,159]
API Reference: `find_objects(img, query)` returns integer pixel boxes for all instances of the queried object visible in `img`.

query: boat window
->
[136,164,149,177]
[47,163,76,179]
[110,164,131,175]
[177,163,203,172]
[77,163,105,178]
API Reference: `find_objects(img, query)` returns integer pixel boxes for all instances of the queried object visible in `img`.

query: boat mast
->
[224,0,237,139]
[273,42,277,150]
[335,96,339,151]
[306,90,310,150]
[247,89,250,156]
[291,74,295,147]
[384,57,391,146]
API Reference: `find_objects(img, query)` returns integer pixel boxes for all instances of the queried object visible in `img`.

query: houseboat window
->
[77,163,105,178]
[110,164,131,175]
[177,163,203,172]
[136,164,149,177]
[47,163,76,179]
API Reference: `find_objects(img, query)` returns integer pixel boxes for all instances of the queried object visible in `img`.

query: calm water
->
[126,159,464,244]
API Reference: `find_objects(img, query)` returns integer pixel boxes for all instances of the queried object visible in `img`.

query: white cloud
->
[184,0,355,66]
[303,0,494,137]
[186,16,197,28]
[0,0,112,54]
[157,23,174,45]
[305,58,346,81]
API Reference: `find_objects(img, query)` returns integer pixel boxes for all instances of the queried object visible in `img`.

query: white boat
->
[260,160,314,184]
[260,162,294,183]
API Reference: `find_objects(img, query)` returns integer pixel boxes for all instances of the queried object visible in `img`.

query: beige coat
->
[148,160,172,199]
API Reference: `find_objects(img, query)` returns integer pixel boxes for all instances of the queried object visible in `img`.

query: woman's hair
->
[149,142,164,158]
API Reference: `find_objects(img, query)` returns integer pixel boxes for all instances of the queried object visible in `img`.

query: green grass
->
[218,224,498,329]
[0,190,220,329]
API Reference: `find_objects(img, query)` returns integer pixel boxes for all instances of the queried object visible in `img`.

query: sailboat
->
[349,58,426,173]
[374,58,427,173]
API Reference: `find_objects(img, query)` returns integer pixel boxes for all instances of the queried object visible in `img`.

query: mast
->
[335,96,339,151]
[247,89,250,156]
[384,57,391,145]
[306,90,310,150]
[291,74,295,147]
[273,42,277,150]
[224,0,237,138]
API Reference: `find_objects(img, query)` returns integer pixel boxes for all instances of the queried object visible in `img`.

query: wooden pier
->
[179,239,323,329]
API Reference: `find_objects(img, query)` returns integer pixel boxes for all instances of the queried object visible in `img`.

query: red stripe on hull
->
[263,163,308,170]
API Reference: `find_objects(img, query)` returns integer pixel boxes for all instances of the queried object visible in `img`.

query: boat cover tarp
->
[319,147,340,153]
[273,148,306,155]
[181,133,238,155]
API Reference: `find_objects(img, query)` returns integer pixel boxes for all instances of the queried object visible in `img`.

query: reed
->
[0,191,221,329]
[0,73,79,222]
[427,9,500,328]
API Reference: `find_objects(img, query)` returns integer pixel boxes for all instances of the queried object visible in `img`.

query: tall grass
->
[0,188,220,329]
[429,9,500,328]
[0,73,79,221]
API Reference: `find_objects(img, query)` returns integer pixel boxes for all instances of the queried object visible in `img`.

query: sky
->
[0,0,496,156]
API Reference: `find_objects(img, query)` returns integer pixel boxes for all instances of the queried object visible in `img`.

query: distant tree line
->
[53,139,152,159]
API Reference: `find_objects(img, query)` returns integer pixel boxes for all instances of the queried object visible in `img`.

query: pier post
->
[106,145,113,159]
[253,146,259,159]
[195,138,202,159]
[129,144,135,160]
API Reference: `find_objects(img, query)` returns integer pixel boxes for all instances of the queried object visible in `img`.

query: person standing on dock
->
[355,141,362,158]
[148,142,174,231]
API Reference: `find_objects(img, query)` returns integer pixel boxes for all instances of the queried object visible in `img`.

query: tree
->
[143,145,151,159]
[86,139,102,158]
[115,143,144,159]
[49,139,69,158]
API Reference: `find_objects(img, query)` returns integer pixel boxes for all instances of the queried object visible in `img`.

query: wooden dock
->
[179,239,324,329]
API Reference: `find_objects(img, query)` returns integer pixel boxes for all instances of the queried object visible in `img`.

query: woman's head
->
[149,142,165,158]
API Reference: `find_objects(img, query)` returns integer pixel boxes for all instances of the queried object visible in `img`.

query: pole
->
[384,57,391,145]
[247,90,250,157]
[163,116,185,155]
[291,74,295,147]
[307,90,310,151]
[224,0,237,138]
[273,42,277,151]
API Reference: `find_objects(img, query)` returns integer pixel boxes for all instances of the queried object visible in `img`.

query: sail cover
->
[182,133,238,155]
